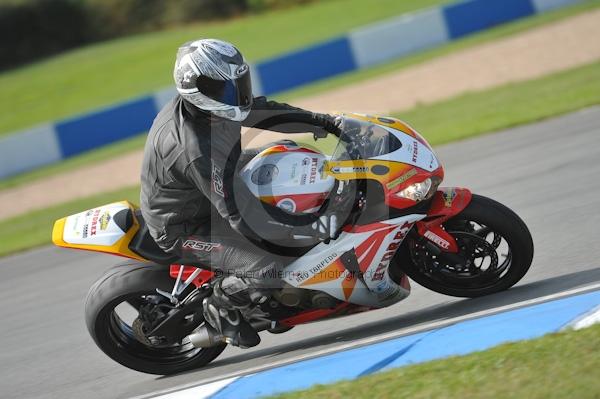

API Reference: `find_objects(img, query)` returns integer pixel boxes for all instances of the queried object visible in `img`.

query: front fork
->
[414,187,473,254]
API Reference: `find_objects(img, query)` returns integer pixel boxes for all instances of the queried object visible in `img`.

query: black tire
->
[85,261,226,375]
[396,194,534,298]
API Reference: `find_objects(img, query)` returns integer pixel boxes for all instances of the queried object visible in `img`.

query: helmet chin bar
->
[182,90,252,122]
[212,107,251,122]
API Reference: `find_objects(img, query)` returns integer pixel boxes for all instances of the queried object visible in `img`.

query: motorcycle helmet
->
[174,39,253,122]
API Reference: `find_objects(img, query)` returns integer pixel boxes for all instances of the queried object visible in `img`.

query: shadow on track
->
[153,267,600,382]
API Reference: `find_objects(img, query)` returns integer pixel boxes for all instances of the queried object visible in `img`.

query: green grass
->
[396,61,600,145]
[270,324,600,399]
[278,0,600,101]
[0,0,451,136]
[1,61,599,257]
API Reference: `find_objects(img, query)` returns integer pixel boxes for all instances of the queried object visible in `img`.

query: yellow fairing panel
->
[346,113,418,138]
[323,159,416,188]
[52,201,146,261]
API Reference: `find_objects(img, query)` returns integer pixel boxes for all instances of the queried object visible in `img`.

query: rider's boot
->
[202,276,268,348]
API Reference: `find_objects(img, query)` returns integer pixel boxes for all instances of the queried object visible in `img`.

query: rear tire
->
[85,261,226,375]
[396,194,534,298]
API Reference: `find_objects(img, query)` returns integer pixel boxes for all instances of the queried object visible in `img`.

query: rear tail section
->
[52,201,145,261]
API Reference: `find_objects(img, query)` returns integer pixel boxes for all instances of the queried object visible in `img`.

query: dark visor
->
[196,72,252,107]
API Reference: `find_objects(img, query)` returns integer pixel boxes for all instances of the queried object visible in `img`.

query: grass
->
[396,61,600,145]
[1,0,597,192]
[1,61,599,257]
[278,0,600,101]
[269,323,600,399]
[0,0,452,136]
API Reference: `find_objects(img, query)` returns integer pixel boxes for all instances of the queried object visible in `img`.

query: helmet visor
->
[196,71,252,107]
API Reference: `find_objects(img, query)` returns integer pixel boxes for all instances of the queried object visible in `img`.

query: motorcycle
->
[52,113,533,375]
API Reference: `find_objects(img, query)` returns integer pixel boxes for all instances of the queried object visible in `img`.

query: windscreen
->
[331,117,402,161]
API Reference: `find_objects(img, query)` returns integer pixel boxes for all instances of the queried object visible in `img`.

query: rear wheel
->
[85,262,226,375]
[396,194,534,297]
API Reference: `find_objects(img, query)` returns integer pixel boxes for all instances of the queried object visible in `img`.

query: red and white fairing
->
[280,214,421,308]
[240,145,335,214]
[237,115,456,308]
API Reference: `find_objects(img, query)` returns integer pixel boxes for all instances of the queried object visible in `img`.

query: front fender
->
[426,187,472,222]
[414,188,472,253]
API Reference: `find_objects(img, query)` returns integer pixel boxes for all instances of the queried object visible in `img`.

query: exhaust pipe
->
[188,325,223,348]
[187,320,273,348]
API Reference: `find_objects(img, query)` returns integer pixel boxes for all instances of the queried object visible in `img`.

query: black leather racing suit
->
[140,95,331,291]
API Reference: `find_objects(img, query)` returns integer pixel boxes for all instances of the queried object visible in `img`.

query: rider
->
[140,39,343,348]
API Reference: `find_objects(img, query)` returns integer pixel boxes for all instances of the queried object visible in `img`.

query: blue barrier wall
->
[0,0,585,179]
[444,0,536,39]
[55,97,157,157]
[257,37,357,95]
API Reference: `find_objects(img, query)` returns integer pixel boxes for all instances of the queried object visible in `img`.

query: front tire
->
[396,194,534,297]
[85,262,226,375]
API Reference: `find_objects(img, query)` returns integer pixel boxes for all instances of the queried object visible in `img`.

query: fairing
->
[326,114,444,209]
[240,144,335,213]
[52,201,144,261]
[282,214,422,308]
[241,114,445,214]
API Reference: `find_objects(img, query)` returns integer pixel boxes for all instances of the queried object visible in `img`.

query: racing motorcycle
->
[52,113,533,375]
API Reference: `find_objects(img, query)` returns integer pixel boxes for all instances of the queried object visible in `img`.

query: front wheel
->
[85,262,226,375]
[396,194,534,298]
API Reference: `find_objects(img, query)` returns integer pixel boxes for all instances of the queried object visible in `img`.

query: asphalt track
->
[1,107,600,399]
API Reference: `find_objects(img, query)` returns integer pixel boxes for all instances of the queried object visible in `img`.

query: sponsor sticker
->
[309,158,318,184]
[331,166,369,174]
[442,188,456,207]
[386,168,417,189]
[290,163,298,179]
[295,252,338,283]
[182,240,221,252]
[235,63,249,76]
[424,230,450,250]
[277,198,297,213]
[89,209,101,236]
[412,140,419,163]
[374,279,402,301]
[98,211,111,231]
[212,162,225,197]
[70,216,81,234]
[371,222,412,281]
[300,157,311,185]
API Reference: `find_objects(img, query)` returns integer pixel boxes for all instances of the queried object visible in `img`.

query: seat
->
[129,210,179,264]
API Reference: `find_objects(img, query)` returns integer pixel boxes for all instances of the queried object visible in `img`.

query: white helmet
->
[174,39,253,121]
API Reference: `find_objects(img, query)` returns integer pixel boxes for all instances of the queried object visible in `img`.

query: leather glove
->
[312,113,343,139]
[292,212,340,244]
